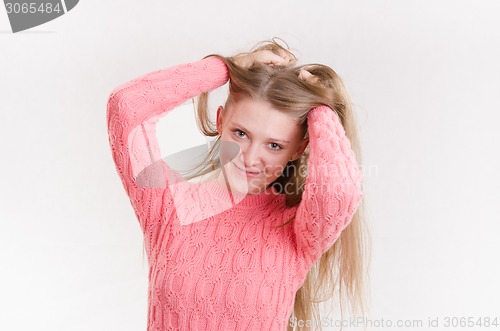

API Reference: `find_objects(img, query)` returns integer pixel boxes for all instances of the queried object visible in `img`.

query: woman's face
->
[215,97,309,195]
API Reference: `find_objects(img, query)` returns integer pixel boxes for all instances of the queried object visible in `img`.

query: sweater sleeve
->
[294,105,364,269]
[106,57,230,233]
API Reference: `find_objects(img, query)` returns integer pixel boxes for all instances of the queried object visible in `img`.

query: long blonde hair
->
[169,38,371,330]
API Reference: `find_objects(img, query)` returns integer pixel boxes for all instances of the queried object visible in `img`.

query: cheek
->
[263,158,290,178]
[222,131,240,147]
[220,130,231,140]
[220,131,242,151]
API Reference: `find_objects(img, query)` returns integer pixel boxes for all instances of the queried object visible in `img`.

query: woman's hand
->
[232,49,296,69]
[298,68,320,85]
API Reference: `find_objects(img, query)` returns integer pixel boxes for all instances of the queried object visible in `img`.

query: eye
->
[233,129,283,151]
[269,143,283,151]
[234,129,247,139]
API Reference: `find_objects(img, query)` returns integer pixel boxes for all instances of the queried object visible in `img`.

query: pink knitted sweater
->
[106,56,363,331]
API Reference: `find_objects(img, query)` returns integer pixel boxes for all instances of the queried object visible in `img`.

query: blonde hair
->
[161,37,371,330]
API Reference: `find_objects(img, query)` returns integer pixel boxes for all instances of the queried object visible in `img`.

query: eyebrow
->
[230,122,291,144]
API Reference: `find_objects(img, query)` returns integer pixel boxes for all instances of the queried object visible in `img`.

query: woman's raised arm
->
[106,57,229,233]
[293,105,364,269]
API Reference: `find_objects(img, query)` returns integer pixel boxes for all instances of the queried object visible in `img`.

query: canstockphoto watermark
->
[3,0,79,33]
[138,141,378,192]
[135,141,377,226]
[289,316,500,329]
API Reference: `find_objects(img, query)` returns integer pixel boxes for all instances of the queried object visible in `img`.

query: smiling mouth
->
[232,162,261,176]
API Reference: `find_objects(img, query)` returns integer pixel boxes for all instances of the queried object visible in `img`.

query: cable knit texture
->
[106,56,363,331]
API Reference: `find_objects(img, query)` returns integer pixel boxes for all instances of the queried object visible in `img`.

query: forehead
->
[225,98,302,141]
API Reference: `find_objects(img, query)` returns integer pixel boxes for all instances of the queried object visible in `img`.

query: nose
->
[239,143,261,169]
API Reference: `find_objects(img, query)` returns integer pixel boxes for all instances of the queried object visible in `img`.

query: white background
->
[1,1,499,330]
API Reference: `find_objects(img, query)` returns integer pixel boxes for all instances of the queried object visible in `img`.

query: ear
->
[290,137,309,161]
[216,105,224,134]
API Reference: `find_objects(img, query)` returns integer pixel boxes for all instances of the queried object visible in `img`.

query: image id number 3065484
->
[5,2,62,14]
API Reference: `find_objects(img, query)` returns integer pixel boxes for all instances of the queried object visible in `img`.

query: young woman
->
[106,38,369,331]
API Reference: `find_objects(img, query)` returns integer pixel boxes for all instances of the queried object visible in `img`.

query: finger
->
[298,69,313,80]
[276,49,295,64]
[298,69,320,85]
[263,52,290,65]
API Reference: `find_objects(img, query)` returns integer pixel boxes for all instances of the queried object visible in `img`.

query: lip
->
[232,162,261,177]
